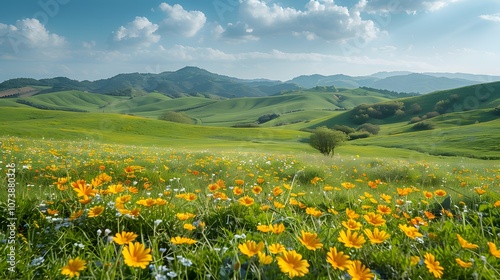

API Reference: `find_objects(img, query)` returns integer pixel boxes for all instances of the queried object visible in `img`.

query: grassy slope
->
[10,88,392,126]
[0,107,310,153]
[313,82,500,128]
[2,84,499,160]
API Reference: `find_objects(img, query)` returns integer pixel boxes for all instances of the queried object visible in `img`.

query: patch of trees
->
[312,86,337,92]
[257,113,280,124]
[16,99,88,112]
[332,123,380,140]
[494,105,500,116]
[434,94,460,114]
[158,111,194,124]
[412,121,434,130]
[351,101,405,124]
[232,123,260,128]
[359,87,419,97]
[309,127,347,156]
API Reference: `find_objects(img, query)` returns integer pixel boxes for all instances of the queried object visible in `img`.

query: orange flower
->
[272,186,283,196]
[326,247,351,271]
[238,240,265,257]
[233,187,244,196]
[364,228,390,244]
[207,183,220,192]
[238,196,255,206]
[87,206,104,218]
[113,231,138,245]
[424,252,444,278]
[363,212,386,227]
[342,219,362,231]
[298,231,323,251]
[398,224,423,239]
[455,258,472,268]
[252,185,263,194]
[376,205,392,215]
[424,211,436,219]
[338,230,365,249]
[423,191,433,199]
[434,189,447,197]
[271,223,286,234]
[306,207,323,218]
[487,242,500,258]
[269,243,286,254]
[235,179,245,186]
[341,182,355,190]
[346,208,360,219]
[456,234,478,249]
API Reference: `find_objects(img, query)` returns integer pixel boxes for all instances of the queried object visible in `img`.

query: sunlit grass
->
[0,137,499,279]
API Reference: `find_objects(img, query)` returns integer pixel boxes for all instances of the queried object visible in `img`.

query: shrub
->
[409,116,422,124]
[357,123,380,135]
[332,125,355,135]
[257,113,280,124]
[409,103,422,114]
[348,131,371,140]
[425,111,440,119]
[309,127,347,156]
[412,121,434,130]
[158,111,194,124]
[494,105,500,116]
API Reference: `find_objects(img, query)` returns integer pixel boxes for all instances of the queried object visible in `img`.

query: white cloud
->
[358,0,460,14]
[158,3,206,37]
[111,17,160,48]
[0,18,66,54]
[219,0,379,42]
[480,13,500,22]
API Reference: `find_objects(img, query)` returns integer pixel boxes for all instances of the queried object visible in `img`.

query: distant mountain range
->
[287,72,500,94]
[1,66,499,97]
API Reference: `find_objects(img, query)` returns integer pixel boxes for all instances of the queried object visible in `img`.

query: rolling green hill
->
[9,87,396,126]
[0,107,310,152]
[312,81,500,129]
[1,79,499,160]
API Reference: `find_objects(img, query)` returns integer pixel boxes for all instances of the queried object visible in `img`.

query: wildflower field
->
[1,137,499,279]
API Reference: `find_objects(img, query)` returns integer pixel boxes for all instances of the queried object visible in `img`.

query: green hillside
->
[312,82,500,129]
[8,87,394,126]
[1,80,499,160]
[0,107,310,152]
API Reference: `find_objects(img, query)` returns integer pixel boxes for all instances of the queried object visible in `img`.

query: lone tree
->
[309,127,347,156]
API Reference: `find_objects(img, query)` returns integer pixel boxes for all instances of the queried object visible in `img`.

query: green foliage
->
[351,101,405,124]
[357,123,380,135]
[332,124,356,135]
[257,113,280,124]
[409,103,422,114]
[309,127,347,156]
[412,121,435,131]
[494,105,500,116]
[348,131,371,140]
[158,111,194,124]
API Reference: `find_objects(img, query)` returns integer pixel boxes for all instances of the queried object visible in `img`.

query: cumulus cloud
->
[358,0,460,14]
[158,3,206,37]
[219,0,379,42]
[479,13,500,22]
[111,16,160,48]
[0,18,66,54]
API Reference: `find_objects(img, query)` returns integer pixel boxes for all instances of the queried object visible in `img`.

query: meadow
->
[1,136,499,279]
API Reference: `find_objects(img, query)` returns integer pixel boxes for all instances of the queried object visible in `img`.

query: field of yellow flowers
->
[1,137,499,279]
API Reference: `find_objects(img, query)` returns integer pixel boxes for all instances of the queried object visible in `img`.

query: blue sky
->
[1,0,499,82]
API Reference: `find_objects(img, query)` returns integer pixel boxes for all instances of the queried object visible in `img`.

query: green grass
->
[8,88,392,126]
[0,107,310,153]
[0,137,499,279]
[352,118,500,159]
